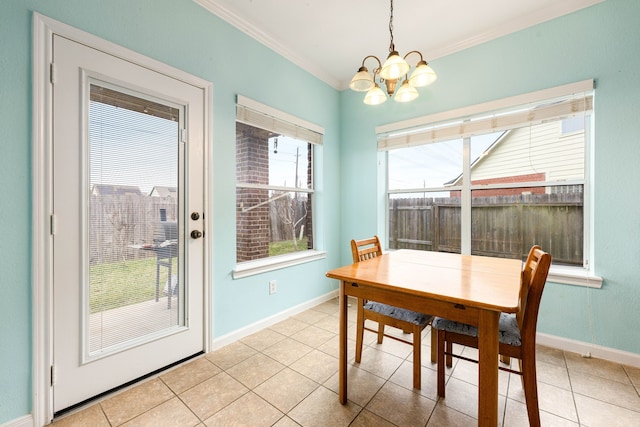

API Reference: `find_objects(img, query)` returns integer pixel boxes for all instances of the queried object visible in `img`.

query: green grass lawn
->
[91,238,309,313]
[89,256,175,314]
[269,237,310,256]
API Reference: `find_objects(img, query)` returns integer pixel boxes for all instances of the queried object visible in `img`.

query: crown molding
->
[193,0,342,89]
[195,0,605,91]
[427,0,606,62]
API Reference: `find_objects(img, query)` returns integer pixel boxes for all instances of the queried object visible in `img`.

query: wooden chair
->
[432,245,551,427]
[351,236,436,389]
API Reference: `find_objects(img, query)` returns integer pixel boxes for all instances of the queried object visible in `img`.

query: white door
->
[52,35,206,412]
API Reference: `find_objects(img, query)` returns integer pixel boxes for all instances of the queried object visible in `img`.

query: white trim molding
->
[426,0,606,67]
[0,415,33,427]
[211,290,338,350]
[193,0,341,89]
[233,250,327,279]
[537,333,640,369]
[548,265,603,288]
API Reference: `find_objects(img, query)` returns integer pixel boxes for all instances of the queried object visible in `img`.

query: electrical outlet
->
[269,280,277,295]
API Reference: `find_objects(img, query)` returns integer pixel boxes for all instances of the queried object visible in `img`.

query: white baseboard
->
[209,292,640,369]
[537,332,640,368]
[0,415,33,427]
[211,290,338,350]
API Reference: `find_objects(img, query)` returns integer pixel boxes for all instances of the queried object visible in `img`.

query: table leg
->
[339,280,347,404]
[478,310,500,426]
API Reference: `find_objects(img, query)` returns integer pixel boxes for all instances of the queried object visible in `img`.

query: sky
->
[388,132,502,190]
[268,135,310,189]
[89,99,499,196]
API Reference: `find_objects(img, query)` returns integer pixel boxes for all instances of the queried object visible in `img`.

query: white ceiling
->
[194,0,603,90]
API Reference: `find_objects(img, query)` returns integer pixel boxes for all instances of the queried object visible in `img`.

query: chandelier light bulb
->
[363,84,388,105]
[349,66,375,92]
[380,51,410,80]
[394,80,419,102]
[409,61,438,87]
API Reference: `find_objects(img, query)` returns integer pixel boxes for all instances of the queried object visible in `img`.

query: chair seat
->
[432,313,522,346]
[364,302,432,327]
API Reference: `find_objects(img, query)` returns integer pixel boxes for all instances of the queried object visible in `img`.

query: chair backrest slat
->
[351,236,383,263]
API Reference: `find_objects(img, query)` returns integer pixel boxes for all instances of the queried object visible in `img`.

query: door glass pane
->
[88,83,183,357]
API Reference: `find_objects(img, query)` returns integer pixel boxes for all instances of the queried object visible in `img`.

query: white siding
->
[470,121,584,182]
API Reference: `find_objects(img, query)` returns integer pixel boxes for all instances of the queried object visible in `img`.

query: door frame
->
[32,13,213,425]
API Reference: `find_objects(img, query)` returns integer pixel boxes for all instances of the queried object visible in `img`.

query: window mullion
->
[461,135,471,255]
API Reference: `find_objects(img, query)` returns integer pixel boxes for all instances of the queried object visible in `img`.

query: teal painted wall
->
[0,0,341,422]
[340,0,640,354]
[1,0,639,423]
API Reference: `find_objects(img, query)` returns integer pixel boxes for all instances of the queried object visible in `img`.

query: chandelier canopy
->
[349,0,437,105]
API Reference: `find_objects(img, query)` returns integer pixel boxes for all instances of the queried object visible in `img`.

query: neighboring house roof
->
[149,186,177,198]
[447,119,585,186]
[91,184,141,196]
[445,131,508,186]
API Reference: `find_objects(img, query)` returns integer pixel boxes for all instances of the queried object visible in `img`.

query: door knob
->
[190,230,203,239]
[191,212,200,220]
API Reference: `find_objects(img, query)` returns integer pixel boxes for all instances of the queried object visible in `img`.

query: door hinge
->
[180,128,187,143]
[50,63,57,85]
[50,364,57,386]
[50,214,57,235]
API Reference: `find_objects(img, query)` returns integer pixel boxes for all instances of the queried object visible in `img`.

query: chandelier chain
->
[388,0,395,52]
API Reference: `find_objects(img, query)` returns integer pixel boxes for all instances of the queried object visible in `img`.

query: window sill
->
[233,250,327,279]
[547,265,603,288]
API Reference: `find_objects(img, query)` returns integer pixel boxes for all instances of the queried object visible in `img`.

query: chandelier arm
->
[360,55,383,76]
[361,55,382,69]
[403,50,425,63]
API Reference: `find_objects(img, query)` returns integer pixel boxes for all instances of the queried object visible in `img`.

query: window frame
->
[379,80,602,288]
[233,96,326,279]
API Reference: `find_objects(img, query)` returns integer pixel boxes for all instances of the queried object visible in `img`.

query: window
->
[381,80,599,285]
[235,96,323,270]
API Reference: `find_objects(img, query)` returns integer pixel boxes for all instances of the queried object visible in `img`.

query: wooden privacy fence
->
[89,194,177,265]
[389,192,583,265]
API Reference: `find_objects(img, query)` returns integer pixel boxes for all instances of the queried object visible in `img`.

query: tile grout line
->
[157,374,205,426]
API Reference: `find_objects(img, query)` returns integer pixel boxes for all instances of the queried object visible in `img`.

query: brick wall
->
[236,123,271,261]
[450,172,546,197]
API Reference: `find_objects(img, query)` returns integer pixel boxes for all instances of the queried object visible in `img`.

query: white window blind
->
[236,95,324,145]
[378,80,594,151]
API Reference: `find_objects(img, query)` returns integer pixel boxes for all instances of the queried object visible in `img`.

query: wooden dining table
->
[326,249,523,426]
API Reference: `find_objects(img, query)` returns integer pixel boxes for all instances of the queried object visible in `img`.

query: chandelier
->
[349,0,437,105]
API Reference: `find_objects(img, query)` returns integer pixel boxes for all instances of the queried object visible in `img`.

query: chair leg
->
[445,339,453,368]
[430,327,437,363]
[412,324,422,389]
[518,358,524,388]
[500,355,511,365]
[355,300,365,363]
[437,329,446,397]
[521,355,541,427]
[377,322,385,344]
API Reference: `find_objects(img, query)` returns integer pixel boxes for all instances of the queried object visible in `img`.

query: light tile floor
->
[52,297,640,426]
